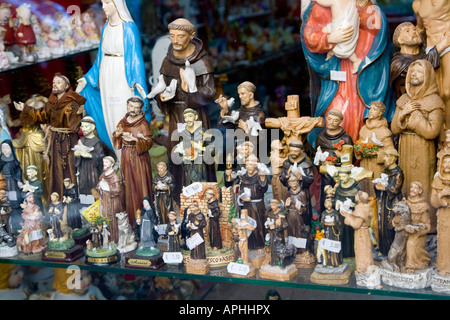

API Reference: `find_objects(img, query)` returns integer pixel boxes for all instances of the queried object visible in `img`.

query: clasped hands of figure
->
[75,78,148,103]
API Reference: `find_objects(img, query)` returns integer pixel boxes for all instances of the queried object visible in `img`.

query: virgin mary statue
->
[76,0,150,152]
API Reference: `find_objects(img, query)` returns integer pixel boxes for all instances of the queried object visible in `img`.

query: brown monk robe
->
[113,104,153,229]
[19,87,85,203]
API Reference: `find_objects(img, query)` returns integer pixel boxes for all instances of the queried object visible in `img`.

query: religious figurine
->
[390,22,448,100]
[47,192,64,242]
[74,116,105,204]
[96,156,123,244]
[112,97,153,229]
[217,81,265,137]
[185,202,210,274]
[334,166,361,258]
[314,109,353,211]
[430,130,450,292]
[340,191,380,287]
[279,139,315,220]
[238,154,269,267]
[0,140,24,233]
[0,189,12,235]
[391,59,444,229]
[301,0,394,144]
[16,192,46,255]
[269,140,288,202]
[153,18,216,202]
[135,197,159,256]
[174,108,213,187]
[204,188,222,251]
[62,178,81,230]
[153,162,175,225]
[21,166,44,215]
[85,216,119,266]
[166,211,180,252]
[413,0,450,133]
[284,174,315,267]
[319,193,343,268]
[0,220,18,257]
[76,0,149,153]
[355,101,394,197]
[265,199,289,267]
[15,73,85,204]
[14,4,37,63]
[374,148,404,257]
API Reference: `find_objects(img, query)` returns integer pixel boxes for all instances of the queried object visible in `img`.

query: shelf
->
[1,255,448,300]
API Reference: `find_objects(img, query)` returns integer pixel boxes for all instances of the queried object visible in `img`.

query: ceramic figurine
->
[112,97,153,229]
[47,192,64,242]
[204,188,222,251]
[0,140,24,234]
[22,165,44,214]
[70,13,89,50]
[301,0,394,144]
[314,109,353,211]
[185,202,210,274]
[0,39,10,70]
[16,192,46,256]
[413,0,450,133]
[0,189,12,234]
[96,156,123,244]
[50,268,105,300]
[81,11,100,43]
[0,265,27,300]
[284,173,315,268]
[374,148,404,257]
[238,154,269,268]
[265,95,324,150]
[279,139,314,221]
[430,130,450,293]
[391,59,444,229]
[115,211,137,253]
[13,95,48,200]
[390,22,448,99]
[340,191,380,287]
[217,81,265,137]
[153,162,175,225]
[153,18,216,202]
[54,12,76,54]
[85,216,119,266]
[166,211,181,252]
[0,220,18,257]
[62,178,81,230]
[40,16,64,56]
[74,116,105,205]
[0,4,15,48]
[174,108,213,187]
[355,101,395,198]
[15,73,85,204]
[319,194,343,268]
[76,0,149,153]
[259,199,297,281]
[14,4,37,63]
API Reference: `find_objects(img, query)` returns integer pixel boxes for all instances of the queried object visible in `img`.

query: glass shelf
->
[1,254,448,300]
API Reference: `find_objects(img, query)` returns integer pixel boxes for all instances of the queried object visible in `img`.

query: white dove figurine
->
[183,60,198,93]
[161,79,177,100]
[247,116,263,136]
[360,136,369,144]
[221,110,240,124]
[314,146,329,166]
[147,74,167,99]
[371,132,384,146]
[215,96,236,108]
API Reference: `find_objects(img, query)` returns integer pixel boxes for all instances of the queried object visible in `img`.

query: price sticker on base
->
[288,236,307,249]
[319,238,342,253]
[227,262,250,276]
[163,252,183,264]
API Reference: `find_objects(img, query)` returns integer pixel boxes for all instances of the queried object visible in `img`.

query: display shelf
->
[0,255,448,300]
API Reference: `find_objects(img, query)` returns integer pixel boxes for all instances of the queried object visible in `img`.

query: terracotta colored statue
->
[269,140,288,202]
[231,209,255,264]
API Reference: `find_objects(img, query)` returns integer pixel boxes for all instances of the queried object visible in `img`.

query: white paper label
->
[319,238,342,253]
[5,191,17,201]
[227,262,250,276]
[288,236,307,249]
[163,252,183,264]
[186,232,204,250]
[29,229,43,242]
[182,182,203,198]
[340,153,350,163]
[330,70,347,82]
[157,224,167,235]
[247,216,257,229]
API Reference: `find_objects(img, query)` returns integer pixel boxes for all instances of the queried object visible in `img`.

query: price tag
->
[330,70,347,82]
[288,236,307,249]
[157,224,167,235]
[341,153,351,163]
[227,262,250,276]
[319,238,342,253]
[186,232,204,250]
[29,229,43,242]
[182,182,203,198]
[163,252,183,264]
[247,216,257,229]
[6,191,17,201]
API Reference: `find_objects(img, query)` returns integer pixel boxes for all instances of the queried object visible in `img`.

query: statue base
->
[294,251,316,268]
[310,264,352,285]
[227,262,256,278]
[381,267,432,289]
[73,232,91,247]
[258,264,298,281]
[41,245,85,263]
[117,242,138,254]
[124,251,165,270]
[248,248,266,269]
[182,247,235,268]
[431,268,450,294]
[0,244,19,258]
[85,244,120,266]
[355,265,381,288]
[185,258,210,275]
